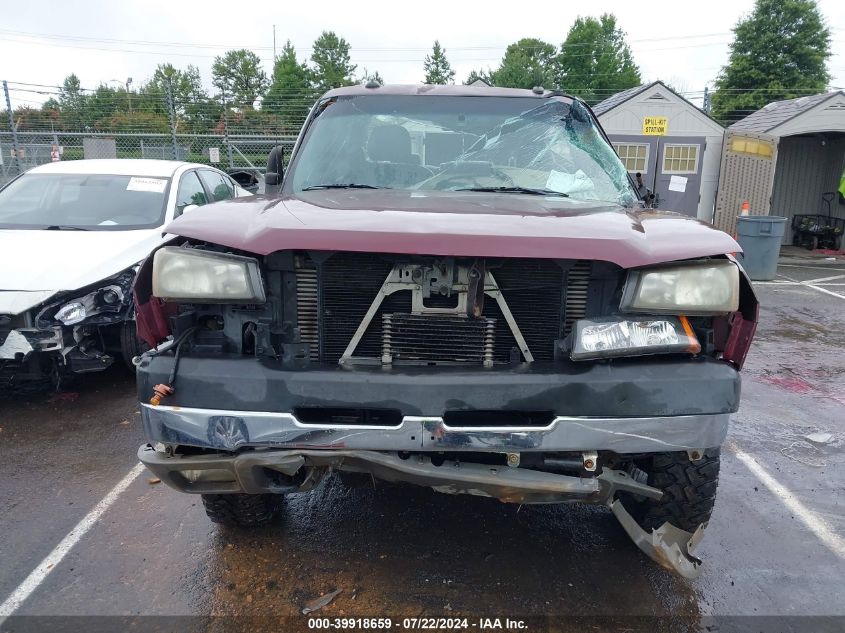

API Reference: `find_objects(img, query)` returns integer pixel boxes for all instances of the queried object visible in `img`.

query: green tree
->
[58,74,87,129]
[489,38,557,90]
[212,49,269,109]
[711,0,831,123]
[557,14,641,104]
[264,41,314,131]
[362,69,384,85]
[464,69,492,85]
[423,40,455,84]
[104,111,170,133]
[146,63,218,132]
[88,84,128,126]
[310,31,357,93]
[12,106,58,131]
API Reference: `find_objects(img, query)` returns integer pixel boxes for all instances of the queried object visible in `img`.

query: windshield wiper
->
[44,225,89,231]
[455,186,569,197]
[302,183,388,191]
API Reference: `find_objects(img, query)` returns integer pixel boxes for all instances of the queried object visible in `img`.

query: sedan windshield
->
[0,173,170,230]
[288,95,636,207]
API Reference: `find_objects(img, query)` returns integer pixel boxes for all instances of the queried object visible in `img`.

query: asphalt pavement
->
[0,263,843,633]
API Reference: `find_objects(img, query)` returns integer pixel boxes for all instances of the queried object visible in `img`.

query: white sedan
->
[0,159,251,382]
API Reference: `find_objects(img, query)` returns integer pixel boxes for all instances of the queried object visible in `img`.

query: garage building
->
[712,91,845,245]
[593,80,725,221]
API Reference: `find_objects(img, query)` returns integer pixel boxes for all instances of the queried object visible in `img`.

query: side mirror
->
[181,204,199,214]
[265,146,285,197]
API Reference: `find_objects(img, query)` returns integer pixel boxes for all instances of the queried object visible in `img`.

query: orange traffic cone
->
[732,201,750,255]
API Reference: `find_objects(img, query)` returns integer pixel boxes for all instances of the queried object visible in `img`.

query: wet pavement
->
[0,263,843,632]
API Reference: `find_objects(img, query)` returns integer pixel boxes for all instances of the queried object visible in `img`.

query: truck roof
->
[322,84,571,100]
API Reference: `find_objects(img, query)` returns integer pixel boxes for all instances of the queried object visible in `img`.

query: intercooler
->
[295,253,591,366]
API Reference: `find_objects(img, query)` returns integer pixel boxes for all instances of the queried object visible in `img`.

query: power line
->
[0,27,735,52]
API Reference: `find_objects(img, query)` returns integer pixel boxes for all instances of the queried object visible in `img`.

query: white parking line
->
[803,274,845,284]
[0,463,145,618]
[779,264,845,272]
[806,285,845,299]
[733,448,845,560]
[754,274,845,300]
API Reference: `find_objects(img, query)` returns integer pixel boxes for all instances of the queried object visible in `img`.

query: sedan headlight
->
[571,317,700,361]
[620,260,739,315]
[152,247,266,303]
[37,270,135,328]
[53,284,126,325]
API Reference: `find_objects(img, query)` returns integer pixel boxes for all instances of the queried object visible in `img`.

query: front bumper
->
[137,354,740,418]
[141,404,730,454]
[138,354,737,453]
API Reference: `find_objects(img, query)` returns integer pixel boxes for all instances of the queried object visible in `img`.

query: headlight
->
[39,270,135,328]
[53,284,126,325]
[571,317,700,361]
[620,260,739,315]
[55,301,87,325]
[152,247,266,303]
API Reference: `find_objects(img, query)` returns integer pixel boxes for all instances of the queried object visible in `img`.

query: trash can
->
[736,216,787,281]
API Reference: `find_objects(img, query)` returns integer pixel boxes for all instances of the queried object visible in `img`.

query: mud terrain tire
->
[201,493,282,527]
[624,449,721,533]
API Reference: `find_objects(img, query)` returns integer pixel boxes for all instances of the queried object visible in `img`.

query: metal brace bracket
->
[339,265,535,364]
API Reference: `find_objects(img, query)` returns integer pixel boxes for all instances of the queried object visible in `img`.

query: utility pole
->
[126,77,133,114]
[165,78,178,160]
[703,86,711,114]
[222,87,233,169]
[273,25,276,61]
[3,80,21,173]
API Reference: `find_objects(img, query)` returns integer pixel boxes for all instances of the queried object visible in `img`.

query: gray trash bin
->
[736,216,787,281]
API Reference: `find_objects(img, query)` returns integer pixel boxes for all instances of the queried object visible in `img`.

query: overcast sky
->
[1,0,843,108]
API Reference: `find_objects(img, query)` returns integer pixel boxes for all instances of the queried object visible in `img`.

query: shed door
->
[712,130,779,235]
[653,137,705,217]
[609,134,660,187]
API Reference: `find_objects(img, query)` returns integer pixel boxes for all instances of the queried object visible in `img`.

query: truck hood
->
[165,190,740,268]
[0,228,167,312]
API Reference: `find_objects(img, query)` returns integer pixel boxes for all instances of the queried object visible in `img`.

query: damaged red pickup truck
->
[134,85,757,577]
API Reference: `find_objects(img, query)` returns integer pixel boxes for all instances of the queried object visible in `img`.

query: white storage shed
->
[593,81,725,221]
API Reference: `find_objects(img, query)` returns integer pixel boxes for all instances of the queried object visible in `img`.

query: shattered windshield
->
[288,95,636,207]
[0,173,170,230]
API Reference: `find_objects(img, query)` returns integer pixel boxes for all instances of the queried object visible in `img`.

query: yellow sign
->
[642,116,668,135]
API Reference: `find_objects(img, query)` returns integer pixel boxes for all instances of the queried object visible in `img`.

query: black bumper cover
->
[136,355,740,418]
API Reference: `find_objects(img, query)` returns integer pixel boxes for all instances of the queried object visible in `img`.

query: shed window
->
[613,143,649,172]
[662,144,700,174]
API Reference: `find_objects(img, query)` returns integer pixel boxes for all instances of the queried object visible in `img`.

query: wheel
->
[120,319,148,372]
[621,449,720,533]
[201,493,283,527]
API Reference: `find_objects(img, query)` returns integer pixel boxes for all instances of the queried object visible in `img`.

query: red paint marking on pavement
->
[758,375,816,394]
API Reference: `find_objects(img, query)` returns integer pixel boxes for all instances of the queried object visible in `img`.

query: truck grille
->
[295,259,319,361]
[296,253,592,365]
[383,313,496,365]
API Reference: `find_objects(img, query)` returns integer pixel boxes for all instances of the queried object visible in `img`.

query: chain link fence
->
[0,131,297,184]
